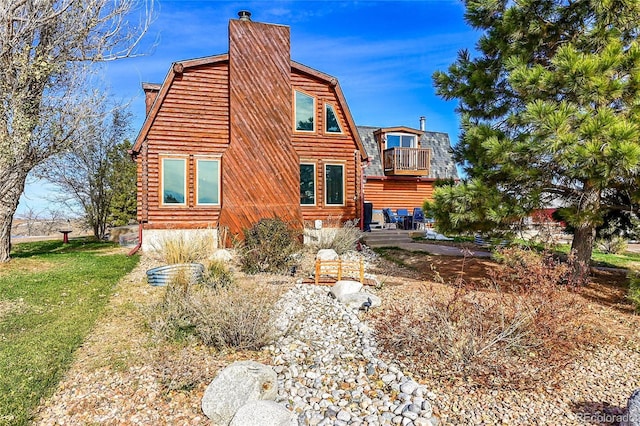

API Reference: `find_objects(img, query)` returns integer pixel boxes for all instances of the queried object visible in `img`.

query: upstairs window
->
[161,157,187,205]
[196,159,220,205]
[386,133,417,149]
[294,90,315,132]
[300,163,316,205]
[325,103,343,134]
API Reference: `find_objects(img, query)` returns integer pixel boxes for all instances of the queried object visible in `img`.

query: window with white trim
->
[300,163,316,205]
[294,90,315,132]
[324,164,344,206]
[196,159,220,205]
[161,157,187,205]
[325,103,343,133]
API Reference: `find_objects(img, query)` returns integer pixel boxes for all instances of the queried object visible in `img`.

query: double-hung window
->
[196,158,220,205]
[161,157,187,205]
[324,163,344,206]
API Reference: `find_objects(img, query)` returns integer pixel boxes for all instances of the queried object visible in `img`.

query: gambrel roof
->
[132,54,367,160]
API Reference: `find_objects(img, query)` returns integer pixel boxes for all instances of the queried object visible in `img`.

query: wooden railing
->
[383,147,430,176]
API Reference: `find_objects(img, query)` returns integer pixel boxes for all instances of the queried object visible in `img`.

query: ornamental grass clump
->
[152,230,215,264]
[305,218,363,255]
[149,270,279,351]
[239,218,301,274]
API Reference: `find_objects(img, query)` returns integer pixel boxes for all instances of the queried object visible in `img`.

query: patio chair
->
[412,207,427,230]
[382,208,403,229]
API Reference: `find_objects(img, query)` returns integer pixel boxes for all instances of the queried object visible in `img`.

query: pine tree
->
[433,0,640,280]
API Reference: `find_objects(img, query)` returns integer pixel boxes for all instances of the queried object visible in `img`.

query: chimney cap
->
[238,10,251,21]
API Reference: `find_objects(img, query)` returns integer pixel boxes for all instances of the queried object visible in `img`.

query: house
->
[357,118,458,216]
[130,12,368,249]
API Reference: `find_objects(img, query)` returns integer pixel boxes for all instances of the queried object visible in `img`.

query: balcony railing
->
[383,147,430,176]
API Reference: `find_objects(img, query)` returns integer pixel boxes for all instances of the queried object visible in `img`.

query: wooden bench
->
[314,258,365,285]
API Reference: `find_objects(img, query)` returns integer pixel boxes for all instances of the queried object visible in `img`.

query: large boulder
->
[316,249,339,261]
[229,400,296,426]
[339,292,382,310]
[624,388,640,426]
[330,280,363,300]
[201,361,278,425]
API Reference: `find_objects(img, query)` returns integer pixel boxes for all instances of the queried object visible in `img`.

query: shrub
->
[489,246,578,291]
[202,260,234,288]
[305,218,363,255]
[240,218,301,274]
[596,236,628,254]
[149,275,280,351]
[372,248,588,389]
[628,271,640,312]
[151,230,215,264]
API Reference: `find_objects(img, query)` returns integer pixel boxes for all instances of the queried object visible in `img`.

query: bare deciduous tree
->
[39,105,133,240]
[0,0,153,261]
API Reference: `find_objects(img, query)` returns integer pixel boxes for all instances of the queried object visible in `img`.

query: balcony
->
[383,147,430,176]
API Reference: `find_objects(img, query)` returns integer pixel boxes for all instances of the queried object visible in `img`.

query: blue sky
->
[18,0,479,217]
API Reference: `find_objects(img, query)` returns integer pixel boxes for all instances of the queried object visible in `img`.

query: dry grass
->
[151,231,216,264]
[371,248,591,389]
[148,273,282,351]
[304,217,363,255]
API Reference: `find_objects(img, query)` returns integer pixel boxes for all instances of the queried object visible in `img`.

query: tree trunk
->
[0,170,28,262]
[569,185,601,284]
[570,222,596,284]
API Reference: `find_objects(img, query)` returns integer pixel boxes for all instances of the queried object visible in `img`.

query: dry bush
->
[148,274,280,351]
[372,249,588,389]
[202,259,234,289]
[305,218,363,255]
[489,246,581,291]
[151,230,215,264]
[239,218,301,274]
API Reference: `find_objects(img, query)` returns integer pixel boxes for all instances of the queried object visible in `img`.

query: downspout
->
[360,158,370,231]
[127,148,143,256]
[127,222,143,256]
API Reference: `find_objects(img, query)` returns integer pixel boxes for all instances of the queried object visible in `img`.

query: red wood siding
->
[217,20,302,236]
[135,19,365,237]
[138,62,230,229]
[364,179,435,211]
[291,70,362,224]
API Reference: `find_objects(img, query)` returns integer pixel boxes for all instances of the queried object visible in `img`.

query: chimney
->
[419,116,426,131]
[238,10,251,21]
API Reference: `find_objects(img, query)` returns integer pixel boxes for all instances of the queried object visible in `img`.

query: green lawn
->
[0,239,139,426]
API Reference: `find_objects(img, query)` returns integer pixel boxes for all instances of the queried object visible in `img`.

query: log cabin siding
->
[134,18,367,240]
[137,62,230,230]
[290,70,361,223]
[364,178,435,212]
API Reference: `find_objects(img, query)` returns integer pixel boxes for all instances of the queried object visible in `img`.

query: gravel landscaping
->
[33,249,640,425]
